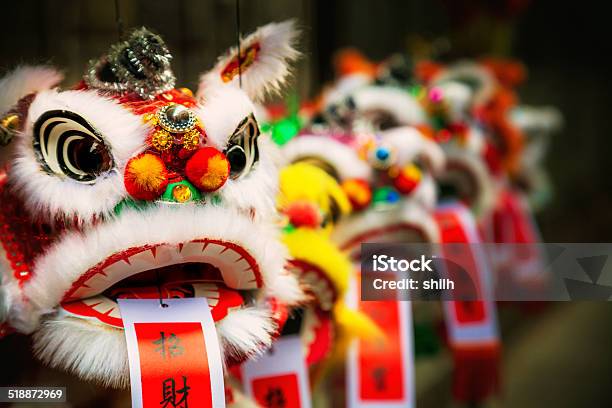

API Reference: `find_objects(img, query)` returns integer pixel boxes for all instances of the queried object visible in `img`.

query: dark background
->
[2,1,612,407]
[3,0,610,241]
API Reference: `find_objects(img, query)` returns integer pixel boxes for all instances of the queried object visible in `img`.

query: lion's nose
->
[284,201,322,228]
[185,147,230,192]
[124,146,229,202]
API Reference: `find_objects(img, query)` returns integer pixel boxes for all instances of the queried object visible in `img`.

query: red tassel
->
[451,343,501,403]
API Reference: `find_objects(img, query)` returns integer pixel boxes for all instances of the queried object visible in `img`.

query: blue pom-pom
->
[387,189,400,203]
[376,147,390,161]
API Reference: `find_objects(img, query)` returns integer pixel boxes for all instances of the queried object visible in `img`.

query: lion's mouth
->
[287,260,337,312]
[438,160,480,207]
[59,238,262,328]
[341,224,428,261]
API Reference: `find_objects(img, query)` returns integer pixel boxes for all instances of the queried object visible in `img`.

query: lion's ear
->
[0,66,63,152]
[197,20,299,103]
[0,66,63,115]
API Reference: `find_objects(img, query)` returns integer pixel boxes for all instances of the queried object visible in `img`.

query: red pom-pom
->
[185,147,230,192]
[341,179,372,211]
[393,164,422,194]
[124,153,168,201]
[285,201,322,228]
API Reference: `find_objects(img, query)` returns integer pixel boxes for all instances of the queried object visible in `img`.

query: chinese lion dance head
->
[283,129,444,260]
[0,21,302,387]
[276,161,380,385]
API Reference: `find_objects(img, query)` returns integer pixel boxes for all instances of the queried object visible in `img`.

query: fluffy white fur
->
[218,135,280,220]
[322,73,372,106]
[435,81,474,122]
[511,105,561,169]
[11,204,299,333]
[195,86,281,219]
[0,66,63,167]
[10,89,148,224]
[33,317,130,388]
[0,66,63,115]
[198,20,300,103]
[196,86,255,150]
[432,62,496,107]
[351,86,427,126]
[282,135,371,181]
[0,245,9,324]
[216,306,275,362]
[265,269,305,306]
[34,305,275,388]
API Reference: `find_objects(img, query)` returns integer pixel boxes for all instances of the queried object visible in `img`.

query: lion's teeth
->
[108,306,121,318]
[178,242,203,259]
[84,274,112,293]
[201,243,224,256]
[91,296,116,314]
[83,296,104,306]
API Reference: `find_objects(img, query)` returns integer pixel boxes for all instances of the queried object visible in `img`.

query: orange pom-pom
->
[124,153,168,200]
[185,147,230,192]
[393,164,422,194]
[341,179,372,211]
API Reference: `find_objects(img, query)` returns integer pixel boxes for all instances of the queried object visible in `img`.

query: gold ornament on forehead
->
[151,129,174,151]
[147,103,202,152]
[181,129,201,151]
[157,103,197,133]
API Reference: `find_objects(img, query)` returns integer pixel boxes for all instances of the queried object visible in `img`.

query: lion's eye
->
[225,114,260,179]
[33,110,114,183]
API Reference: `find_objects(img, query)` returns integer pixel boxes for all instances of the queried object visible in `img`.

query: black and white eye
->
[33,110,114,183]
[225,113,260,179]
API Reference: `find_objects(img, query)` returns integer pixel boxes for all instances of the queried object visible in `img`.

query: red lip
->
[61,281,244,328]
[62,238,263,303]
[58,238,264,328]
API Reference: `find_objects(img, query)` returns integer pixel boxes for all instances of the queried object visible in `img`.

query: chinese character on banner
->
[118,298,226,408]
[346,273,415,408]
[242,336,311,408]
[263,385,288,407]
[154,331,185,359]
[252,374,299,408]
[160,376,190,408]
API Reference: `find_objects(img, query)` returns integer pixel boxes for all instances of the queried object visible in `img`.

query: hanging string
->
[156,269,168,308]
[235,0,242,88]
[114,0,125,41]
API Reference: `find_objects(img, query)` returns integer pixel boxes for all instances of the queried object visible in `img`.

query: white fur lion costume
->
[0,21,302,388]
